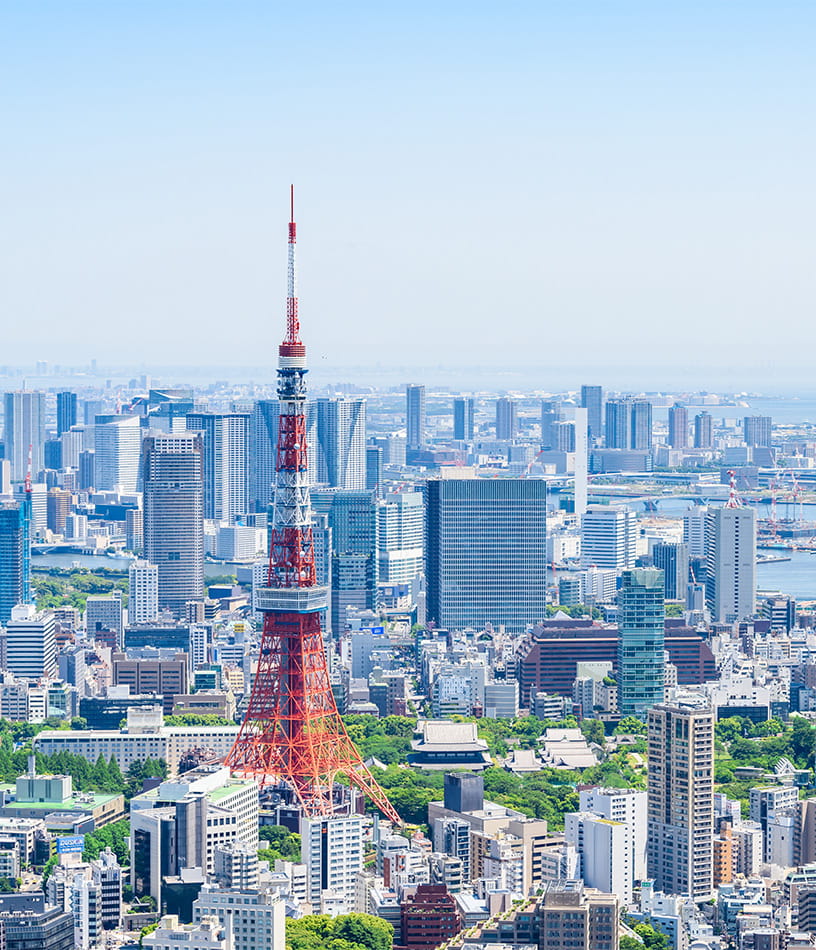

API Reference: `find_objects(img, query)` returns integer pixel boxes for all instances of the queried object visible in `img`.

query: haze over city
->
[3,2,816,387]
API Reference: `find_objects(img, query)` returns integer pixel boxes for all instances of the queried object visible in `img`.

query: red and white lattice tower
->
[225,189,399,822]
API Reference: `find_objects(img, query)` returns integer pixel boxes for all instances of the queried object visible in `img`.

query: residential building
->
[694,412,713,449]
[315,397,367,489]
[3,391,45,483]
[186,412,250,523]
[112,652,188,714]
[426,478,547,632]
[142,433,205,616]
[94,414,141,493]
[564,811,632,904]
[301,815,364,913]
[193,885,285,950]
[86,591,124,648]
[668,403,688,449]
[538,881,618,950]
[129,560,159,624]
[579,786,648,881]
[744,415,773,447]
[400,884,462,950]
[143,915,232,950]
[647,699,715,901]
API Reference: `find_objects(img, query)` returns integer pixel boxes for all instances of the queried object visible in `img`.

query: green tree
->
[333,914,393,950]
[580,719,605,745]
[615,717,647,736]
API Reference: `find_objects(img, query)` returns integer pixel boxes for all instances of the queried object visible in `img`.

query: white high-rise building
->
[94,415,141,493]
[704,504,756,623]
[378,491,424,584]
[647,699,714,901]
[580,505,636,570]
[564,811,632,904]
[194,884,285,950]
[71,872,103,950]
[186,413,251,524]
[3,604,57,682]
[301,815,364,913]
[579,787,648,883]
[315,398,367,489]
[683,505,708,558]
[128,560,159,624]
[3,391,45,483]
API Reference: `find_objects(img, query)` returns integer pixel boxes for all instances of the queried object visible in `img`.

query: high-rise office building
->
[3,604,57,681]
[250,400,317,513]
[94,415,141,494]
[365,445,383,497]
[652,542,690,601]
[301,815,363,914]
[311,489,378,634]
[406,384,426,449]
[86,591,124,648]
[580,385,603,444]
[56,392,77,437]
[694,412,713,449]
[704,503,756,623]
[426,479,547,632]
[453,397,475,441]
[0,502,24,624]
[495,397,518,440]
[186,413,250,523]
[668,403,688,449]
[378,490,424,585]
[604,399,630,449]
[540,400,562,450]
[744,415,772,447]
[580,505,636,570]
[630,400,653,450]
[3,391,45,482]
[46,488,72,534]
[647,700,714,901]
[617,568,665,717]
[128,561,159,625]
[315,397,366,490]
[141,433,205,616]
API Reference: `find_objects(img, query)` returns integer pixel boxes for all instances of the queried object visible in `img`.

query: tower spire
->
[225,192,399,823]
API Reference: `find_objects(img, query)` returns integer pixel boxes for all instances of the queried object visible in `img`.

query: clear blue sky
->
[2,2,815,386]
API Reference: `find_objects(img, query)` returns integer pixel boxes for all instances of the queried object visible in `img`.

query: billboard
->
[56,835,85,854]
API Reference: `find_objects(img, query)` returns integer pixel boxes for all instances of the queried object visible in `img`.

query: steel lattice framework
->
[225,189,399,823]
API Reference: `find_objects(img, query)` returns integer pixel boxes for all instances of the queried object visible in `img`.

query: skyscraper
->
[495,397,518,440]
[652,542,690,601]
[425,478,547,632]
[540,400,562,450]
[705,503,756,623]
[141,433,205,616]
[128,560,159,624]
[94,415,142,494]
[249,399,278,514]
[580,385,603,444]
[406,384,426,449]
[366,445,383,496]
[647,699,714,901]
[743,415,772,447]
[315,397,366,489]
[56,391,77,436]
[186,413,250,523]
[604,399,630,449]
[668,403,688,449]
[3,391,45,482]
[453,397,474,441]
[693,412,713,449]
[617,568,665,717]
[4,604,57,681]
[630,400,653,450]
[0,502,24,624]
[378,490,424,584]
[302,815,364,914]
[311,488,378,633]
[580,505,636,570]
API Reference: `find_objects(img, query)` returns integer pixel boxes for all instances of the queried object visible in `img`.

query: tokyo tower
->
[225,189,400,823]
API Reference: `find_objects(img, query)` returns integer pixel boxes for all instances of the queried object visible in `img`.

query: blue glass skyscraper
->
[617,567,665,716]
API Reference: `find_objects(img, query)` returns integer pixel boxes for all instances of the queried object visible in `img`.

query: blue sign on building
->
[57,835,85,854]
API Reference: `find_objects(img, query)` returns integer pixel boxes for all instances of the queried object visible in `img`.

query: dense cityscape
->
[0,191,814,950]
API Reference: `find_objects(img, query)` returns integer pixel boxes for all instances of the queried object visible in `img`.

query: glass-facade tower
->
[617,567,665,716]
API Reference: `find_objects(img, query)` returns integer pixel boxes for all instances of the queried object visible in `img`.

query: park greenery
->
[32,566,128,611]
[258,825,301,865]
[164,714,234,727]
[286,913,393,950]
[621,919,671,950]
